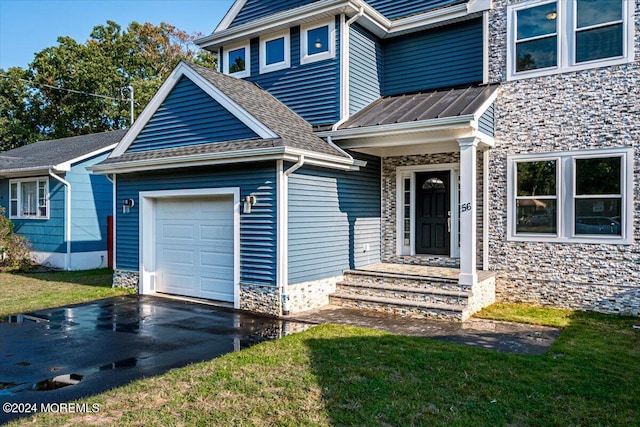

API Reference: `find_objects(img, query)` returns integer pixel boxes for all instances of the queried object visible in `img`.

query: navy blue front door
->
[416,171,450,255]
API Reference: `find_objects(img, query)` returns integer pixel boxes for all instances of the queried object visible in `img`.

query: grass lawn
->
[11,304,639,427]
[0,269,132,319]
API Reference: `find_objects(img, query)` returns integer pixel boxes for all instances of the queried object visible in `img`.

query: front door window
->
[415,171,451,255]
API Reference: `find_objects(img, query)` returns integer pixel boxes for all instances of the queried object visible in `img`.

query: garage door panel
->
[200,224,233,241]
[200,252,234,269]
[159,223,195,241]
[160,272,195,291]
[155,195,235,303]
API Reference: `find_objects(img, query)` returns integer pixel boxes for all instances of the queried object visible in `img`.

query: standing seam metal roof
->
[339,85,499,130]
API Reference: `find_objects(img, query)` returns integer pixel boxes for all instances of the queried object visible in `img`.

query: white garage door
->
[155,196,234,302]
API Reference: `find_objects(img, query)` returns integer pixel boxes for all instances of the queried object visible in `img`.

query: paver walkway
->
[287,305,561,355]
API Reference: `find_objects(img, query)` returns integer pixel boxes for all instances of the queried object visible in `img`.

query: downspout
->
[327,7,365,154]
[49,169,71,271]
[279,155,305,315]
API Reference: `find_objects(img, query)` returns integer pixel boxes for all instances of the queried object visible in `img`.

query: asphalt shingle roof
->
[0,129,126,174]
[340,85,499,130]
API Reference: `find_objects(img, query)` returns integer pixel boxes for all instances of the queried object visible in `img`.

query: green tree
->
[0,67,44,151]
[0,20,216,145]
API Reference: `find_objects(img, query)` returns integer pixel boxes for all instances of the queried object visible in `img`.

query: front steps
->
[329,265,495,321]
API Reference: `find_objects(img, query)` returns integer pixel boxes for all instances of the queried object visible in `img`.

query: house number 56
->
[460,203,472,213]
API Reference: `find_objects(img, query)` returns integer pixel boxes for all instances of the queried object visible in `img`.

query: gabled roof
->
[0,129,125,177]
[96,62,359,173]
[339,84,498,130]
[198,0,491,50]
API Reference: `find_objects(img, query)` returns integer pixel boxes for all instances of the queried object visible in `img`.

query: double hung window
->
[10,178,49,219]
[508,149,632,243]
[508,0,633,79]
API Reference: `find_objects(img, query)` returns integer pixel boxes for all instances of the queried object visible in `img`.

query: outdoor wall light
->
[243,195,257,214]
[122,198,135,214]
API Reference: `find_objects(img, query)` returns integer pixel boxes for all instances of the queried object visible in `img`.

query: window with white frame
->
[508,148,632,243]
[300,19,335,65]
[259,30,290,74]
[9,178,49,219]
[507,0,633,79]
[223,42,250,78]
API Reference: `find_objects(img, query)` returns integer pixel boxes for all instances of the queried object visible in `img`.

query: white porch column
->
[457,137,479,286]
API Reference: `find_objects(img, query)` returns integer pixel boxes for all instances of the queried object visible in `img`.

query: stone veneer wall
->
[286,276,340,313]
[239,283,281,316]
[381,153,486,268]
[486,0,640,314]
[113,269,139,290]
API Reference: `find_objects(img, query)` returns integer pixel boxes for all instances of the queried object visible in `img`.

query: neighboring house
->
[93,0,639,319]
[0,130,125,270]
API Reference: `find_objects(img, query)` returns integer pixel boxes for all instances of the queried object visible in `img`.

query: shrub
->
[0,207,32,270]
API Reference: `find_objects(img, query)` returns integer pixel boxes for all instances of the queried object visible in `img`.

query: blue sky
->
[0,0,235,70]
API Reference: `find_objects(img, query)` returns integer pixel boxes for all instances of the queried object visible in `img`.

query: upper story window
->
[223,42,250,78]
[507,148,633,244]
[10,178,49,220]
[300,19,335,65]
[507,0,634,80]
[259,30,290,74]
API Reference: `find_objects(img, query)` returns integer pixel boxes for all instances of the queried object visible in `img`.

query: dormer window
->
[507,0,634,80]
[223,42,250,78]
[300,19,335,65]
[259,30,290,74]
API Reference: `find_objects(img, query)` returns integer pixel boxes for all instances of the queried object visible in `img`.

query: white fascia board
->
[0,166,53,178]
[197,0,353,49]
[58,143,118,172]
[467,0,492,14]
[92,147,361,174]
[386,3,471,36]
[201,0,482,48]
[319,115,476,140]
[110,62,276,158]
[214,0,248,33]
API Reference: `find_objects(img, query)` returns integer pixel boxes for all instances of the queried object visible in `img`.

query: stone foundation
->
[113,269,139,291]
[467,276,496,317]
[496,277,640,316]
[286,276,341,313]
[240,283,281,317]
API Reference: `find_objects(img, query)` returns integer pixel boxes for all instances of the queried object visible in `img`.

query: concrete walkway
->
[287,305,561,355]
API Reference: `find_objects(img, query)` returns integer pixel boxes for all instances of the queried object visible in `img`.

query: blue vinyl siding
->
[1,178,66,253]
[288,154,381,284]
[349,24,383,115]
[246,19,341,126]
[478,102,494,137]
[230,0,318,27]
[116,164,277,286]
[67,153,112,253]
[383,18,483,96]
[126,77,259,153]
[367,0,465,19]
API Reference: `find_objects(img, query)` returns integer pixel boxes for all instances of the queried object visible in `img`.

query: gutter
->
[48,169,72,271]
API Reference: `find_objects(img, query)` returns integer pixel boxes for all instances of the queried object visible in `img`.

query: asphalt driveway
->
[0,295,309,424]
